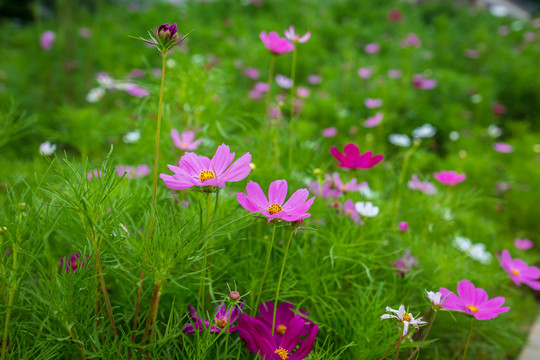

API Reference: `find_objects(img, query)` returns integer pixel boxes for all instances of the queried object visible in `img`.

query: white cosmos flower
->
[453,236,492,264]
[426,290,443,307]
[487,124,502,138]
[39,141,56,156]
[412,123,437,138]
[355,201,379,217]
[123,130,141,144]
[358,185,375,199]
[449,131,459,141]
[380,305,427,336]
[86,87,105,103]
[388,133,411,147]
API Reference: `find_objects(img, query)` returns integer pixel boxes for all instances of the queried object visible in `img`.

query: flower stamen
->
[274,347,289,360]
[199,170,216,182]
[268,203,283,214]
[466,305,479,313]
[511,269,519,276]
[214,317,227,329]
[277,324,287,335]
[402,312,412,322]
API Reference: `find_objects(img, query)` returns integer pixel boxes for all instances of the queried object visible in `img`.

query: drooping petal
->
[246,181,269,209]
[403,321,410,336]
[220,152,252,182]
[268,180,288,205]
[211,144,235,176]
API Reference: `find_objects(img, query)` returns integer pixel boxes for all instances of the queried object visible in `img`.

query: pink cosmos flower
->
[296,87,310,98]
[493,142,513,153]
[364,43,380,54]
[116,164,150,179]
[307,74,321,85]
[515,238,533,250]
[399,221,408,232]
[492,103,507,116]
[160,144,251,190]
[388,69,402,79]
[388,8,403,22]
[363,111,383,128]
[330,143,383,169]
[125,84,149,97]
[440,280,510,320]
[171,129,202,151]
[284,26,311,43]
[249,89,263,99]
[276,74,293,89]
[87,169,102,180]
[317,172,367,197]
[322,127,337,138]
[254,82,270,93]
[433,171,466,186]
[408,174,437,195]
[393,250,417,275]
[364,98,383,109]
[40,30,56,50]
[259,31,294,55]
[237,180,315,222]
[243,67,260,79]
[343,199,360,224]
[498,250,540,290]
[412,74,436,90]
[400,33,421,48]
[358,67,372,79]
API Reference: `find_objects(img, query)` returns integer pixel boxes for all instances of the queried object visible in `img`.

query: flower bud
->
[229,291,240,301]
[157,23,179,42]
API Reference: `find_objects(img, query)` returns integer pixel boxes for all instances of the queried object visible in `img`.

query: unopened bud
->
[229,291,240,301]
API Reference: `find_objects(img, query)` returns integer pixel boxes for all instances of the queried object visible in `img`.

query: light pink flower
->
[160,144,251,190]
[330,143,383,169]
[276,74,293,89]
[399,221,408,232]
[493,142,513,153]
[408,174,437,195]
[433,171,466,186]
[307,74,321,85]
[117,164,150,179]
[364,98,383,109]
[498,250,540,290]
[79,28,91,38]
[400,33,421,48]
[259,31,294,55]
[364,43,380,54]
[87,169,102,180]
[363,111,383,128]
[413,74,436,90]
[284,26,311,43]
[243,67,260,79]
[130,69,145,78]
[440,280,510,320]
[515,238,533,250]
[322,127,337,138]
[388,69,402,79]
[249,90,263,99]
[237,180,315,222]
[296,87,310,98]
[358,67,372,79]
[40,30,56,50]
[254,82,269,93]
[309,172,366,198]
[393,250,417,275]
[524,32,535,42]
[343,199,360,224]
[171,130,202,151]
[125,84,149,97]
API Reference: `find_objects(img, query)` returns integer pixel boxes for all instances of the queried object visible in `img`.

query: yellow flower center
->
[180,141,188,148]
[199,170,216,182]
[402,312,412,322]
[277,324,287,336]
[512,269,520,276]
[214,317,227,329]
[341,185,347,191]
[274,347,289,360]
[466,305,479,313]
[268,203,283,214]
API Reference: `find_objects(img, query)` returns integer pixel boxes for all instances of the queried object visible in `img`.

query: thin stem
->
[272,230,295,335]
[141,281,161,345]
[96,249,119,346]
[288,46,298,170]
[131,270,145,343]
[223,304,234,356]
[253,223,277,316]
[1,246,18,360]
[461,317,474,360]
[198,192,212,315]
[407,311,437,360]
[65,324,87,360]
[394,328,404,360]
[149,282,164,340]
[377,338,400,360]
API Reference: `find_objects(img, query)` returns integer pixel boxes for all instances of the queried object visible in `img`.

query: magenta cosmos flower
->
[330,143,383,169]
[237,180,315,222]
[433,170,466,186]
[515,238,533,250]
[439,280,510,320]
[160,144,251,190]
[498,250,540,290]
[171,129,202,151]
[60,253,87,274]
[184,302,244,334]
[260,31,294,55]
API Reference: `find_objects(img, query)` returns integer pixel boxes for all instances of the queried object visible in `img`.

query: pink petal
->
[220,152,252,182]
[286,196,315,216]
[283,189,309,211]
[160,173,195,190]
[343,143,360,159]
[211,144,235,176]
[329,146,345,162]
[171,129,182,148]
[457,280,476,304]
[237,192,261,213]
[182,131,195,143]
[246,181,269,209]
[268,179,288,205]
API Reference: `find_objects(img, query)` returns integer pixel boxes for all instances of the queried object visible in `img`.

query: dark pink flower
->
[237,180,315,222]
[171,129,202,150]
[388,8,403,22]
[260,31,294,55]
[440,280,510,320]
[515,238,533,250]
[433,171,466,186]
[330,143,383,169]
[498,250,540,290]
[157,23,179,42]
[399,221,408,232]
[160,144,251,190]
[413,74,436,90]
[492,103,507,116]
[60,253,87,274]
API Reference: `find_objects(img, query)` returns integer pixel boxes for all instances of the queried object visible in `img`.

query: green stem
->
[461,317,474,360]
[391,143,418,221]
[407,311,437,360]
[253,223,277,316]
[377,338,400,360]
[198,192,213,315]
[272,230,295,335]
[1,246,18,360]
[288,46,298,170]
[141,281,161,345]
[394,328,404,360]
[96,249,119,346]
[223,304,234,356]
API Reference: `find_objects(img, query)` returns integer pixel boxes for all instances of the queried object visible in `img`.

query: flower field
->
[1,0,540,359]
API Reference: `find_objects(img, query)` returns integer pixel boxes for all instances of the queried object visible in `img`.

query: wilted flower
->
[260,31,294,55]
[515,238,533,250]
[388,134,411,147]
[380,305,426,336]
[237,180,315,222]
[171,129,202,151]
[330,143,383,169]
[39,141,56,156]
[183,302,244,334]
[40,30,56,50]
[433,171,466,186]
[440,280,510,320]
[284,26,311,43]
[412,124,436,139]
[161,144,251,190]
[364,112,383,128]
[355,201,379,217]
[493,142,513,153]
[498,250,540,290]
